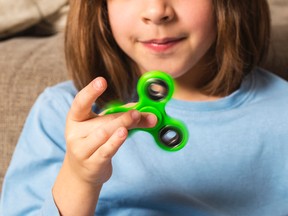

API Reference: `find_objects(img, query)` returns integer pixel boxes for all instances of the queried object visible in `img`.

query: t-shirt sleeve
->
[0,84,75,216]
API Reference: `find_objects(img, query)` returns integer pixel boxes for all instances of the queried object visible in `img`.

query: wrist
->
[52,158,102,216]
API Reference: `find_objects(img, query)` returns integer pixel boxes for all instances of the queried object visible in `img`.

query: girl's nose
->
[141,1,175,25]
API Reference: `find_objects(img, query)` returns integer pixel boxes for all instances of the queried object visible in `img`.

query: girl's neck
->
[173,61,221,102]
[173,84,221,102]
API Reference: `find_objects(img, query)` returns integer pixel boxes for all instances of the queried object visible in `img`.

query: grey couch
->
[0,1,288,193]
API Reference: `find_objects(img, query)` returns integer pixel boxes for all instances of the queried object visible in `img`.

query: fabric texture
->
[1,68,288,215]
[0,0,68,38]
[0,33,67,192]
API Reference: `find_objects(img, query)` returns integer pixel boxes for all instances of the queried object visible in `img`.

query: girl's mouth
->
[140,37,185,53]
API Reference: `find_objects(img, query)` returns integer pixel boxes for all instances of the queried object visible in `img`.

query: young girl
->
[1,0,288,215]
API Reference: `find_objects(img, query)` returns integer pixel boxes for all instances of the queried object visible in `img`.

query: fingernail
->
[93,79,103,90]
[131,110,140,120]
[147,114,157,126]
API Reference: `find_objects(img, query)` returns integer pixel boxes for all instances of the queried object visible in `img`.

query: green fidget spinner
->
[105,70,189,151]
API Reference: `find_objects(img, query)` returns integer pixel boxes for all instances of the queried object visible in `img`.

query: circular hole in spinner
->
[159,126,182,148]
[147,79,168,101]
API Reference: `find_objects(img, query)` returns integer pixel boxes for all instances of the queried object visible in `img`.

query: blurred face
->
[107,0,216,79]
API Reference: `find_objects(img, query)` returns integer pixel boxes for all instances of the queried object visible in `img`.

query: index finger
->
[68,77,107,121]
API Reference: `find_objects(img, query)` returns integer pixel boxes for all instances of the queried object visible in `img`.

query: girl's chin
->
[140,67,188,78]
[165,70,188,78]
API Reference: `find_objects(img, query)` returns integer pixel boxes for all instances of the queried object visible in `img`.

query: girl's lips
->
[140,37,185,53]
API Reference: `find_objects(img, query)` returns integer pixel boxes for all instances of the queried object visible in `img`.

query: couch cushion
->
[265,24,288,80]
[0,33,67,190]
[0,0,68,38]
[265,0,288,79]
[268,0,288,26]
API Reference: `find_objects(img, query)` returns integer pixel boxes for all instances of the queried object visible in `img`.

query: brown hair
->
[65,0,270,108]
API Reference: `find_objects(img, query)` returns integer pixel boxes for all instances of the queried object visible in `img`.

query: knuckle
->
[98,147,113,159]
[67,143,84,160]
[120,112,135,127]
[97,136,123,160]
[95,127,110,141]
[73,94,86,110]
[99,149,113,160]
[65,134,87,160]
[65,132,77,145]
[69,146,79,158]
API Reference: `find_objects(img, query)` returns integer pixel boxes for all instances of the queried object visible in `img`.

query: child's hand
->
[65,77,157,185]
[53,77,157,215]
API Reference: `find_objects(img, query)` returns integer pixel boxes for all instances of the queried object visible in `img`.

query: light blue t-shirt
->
[1,68,288,216]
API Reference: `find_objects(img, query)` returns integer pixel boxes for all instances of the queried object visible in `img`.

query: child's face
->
[107,0,216,78]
